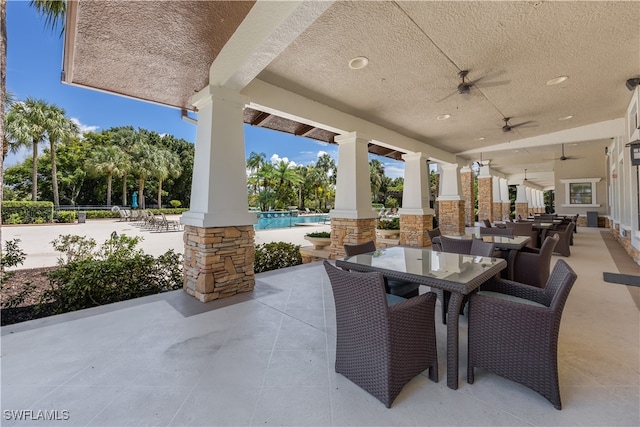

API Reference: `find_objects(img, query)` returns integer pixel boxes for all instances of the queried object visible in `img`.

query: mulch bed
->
[1,267,58,326]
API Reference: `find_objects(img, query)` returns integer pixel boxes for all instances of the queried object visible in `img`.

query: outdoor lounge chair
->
[343,241,420,298]
[467,260,577,409]
[323,261,438,408]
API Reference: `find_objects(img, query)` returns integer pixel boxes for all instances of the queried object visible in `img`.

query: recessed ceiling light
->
[348,56,369,70]
[558,115,573,121]
[547,76,568,86]
[474,137,486,141]
[437,114,451,121]
[514,149,520,153]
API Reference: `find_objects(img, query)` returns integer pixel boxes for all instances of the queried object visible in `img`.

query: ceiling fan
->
[555,143,581,161]
[437,69,509,102]
[502,117,534,132]
[523,168,528,181]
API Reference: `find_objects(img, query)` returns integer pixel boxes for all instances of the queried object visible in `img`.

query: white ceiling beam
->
[458,119,625,156]
[209,0,333,91]
[243,79,457,164]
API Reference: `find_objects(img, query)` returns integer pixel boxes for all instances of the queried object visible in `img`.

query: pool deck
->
[1,216,331,269]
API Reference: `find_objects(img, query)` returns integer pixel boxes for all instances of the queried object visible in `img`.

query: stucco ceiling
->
[64,1,640,189]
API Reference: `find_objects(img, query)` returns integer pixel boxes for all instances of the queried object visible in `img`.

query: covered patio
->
[1,227,638,425]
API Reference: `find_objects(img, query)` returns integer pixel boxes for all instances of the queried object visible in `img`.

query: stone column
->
[500,178,510,220]
[477,165,492,224]
[460,165,475,227]
[399,152,434,247]
[330,132,377,259]
[515,184,529,219]
[437,163,465,235]
[492,176,502,222]
[181,85,257,302]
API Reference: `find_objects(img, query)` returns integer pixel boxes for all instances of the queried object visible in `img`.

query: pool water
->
[254,213,329,230]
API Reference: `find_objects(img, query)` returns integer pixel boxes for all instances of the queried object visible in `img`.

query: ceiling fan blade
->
[509,120,534,129]
[474,79,511,89]
[435,89,459,103]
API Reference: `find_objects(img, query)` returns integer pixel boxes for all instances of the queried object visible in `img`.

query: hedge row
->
[1,201,54,224]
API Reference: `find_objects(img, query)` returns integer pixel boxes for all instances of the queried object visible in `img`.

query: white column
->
[437,163,463,201]
[330,132,377,219]
[399,152,434,215]
[525,187,533,212]
[515,185,528,204]
[181,85,256,228]
[492,176,501,203]
[500,178,509,203]
[538,190,545,211]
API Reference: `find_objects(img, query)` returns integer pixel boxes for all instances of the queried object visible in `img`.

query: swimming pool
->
[254,212,329,230]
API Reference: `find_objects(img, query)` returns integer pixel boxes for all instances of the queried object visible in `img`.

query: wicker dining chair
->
[343,241,420,298]
[323,261,439,408]
[545,222,575,257]
[438,237,497,324]
[467,260,577,410]
[479,227,514,236]
[512,234,560,288]
[505,221,538,248]
[482,219,493,228]
[427,227,442,251]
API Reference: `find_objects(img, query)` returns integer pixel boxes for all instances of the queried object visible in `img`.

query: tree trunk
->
[157,179,162,209]
[106,173,112,207]
[50,140,59,209]
[122,172,127,206]
[31,141,38,201]
[138,175,145,209]
[1,0,6,251]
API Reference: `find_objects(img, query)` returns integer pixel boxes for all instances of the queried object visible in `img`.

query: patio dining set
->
[327,216,578,410]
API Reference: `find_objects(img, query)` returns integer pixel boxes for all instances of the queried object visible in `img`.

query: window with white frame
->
[560,178,601,207]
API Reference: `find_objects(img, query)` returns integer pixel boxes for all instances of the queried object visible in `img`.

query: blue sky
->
[5,1,404,178]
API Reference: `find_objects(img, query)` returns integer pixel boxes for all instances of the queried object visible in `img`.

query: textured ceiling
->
[64,1,640,189]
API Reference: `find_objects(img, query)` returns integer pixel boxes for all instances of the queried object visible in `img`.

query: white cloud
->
[70,117,100,134]
[270,153,297,167]
[384,163,405,179]
[317,150,328,158]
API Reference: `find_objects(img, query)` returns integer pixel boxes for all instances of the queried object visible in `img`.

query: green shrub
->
[1,201,54,224]
[55,211,77,223]
[377,217,400,230]
[85,210,120,219]
[305,231,330,238]
[43,234,183,314]
[51,234,98,265]
[254,242,302,273]
[1,239,34,309]
[6,213,23,224]
[169,200,182,208]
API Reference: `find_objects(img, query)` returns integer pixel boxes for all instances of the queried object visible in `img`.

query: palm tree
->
[130,139,156,209]
[273,160,302,208]
[150,147,182,208]
[46,110,79,208]
[4,98,73,202]
[109,126,139,206]
[369,158,385,203]
[86,145,128,207]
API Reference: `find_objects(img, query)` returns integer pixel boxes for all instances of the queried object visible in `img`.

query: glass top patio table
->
[336,246,506,390]
[445,233,531,250]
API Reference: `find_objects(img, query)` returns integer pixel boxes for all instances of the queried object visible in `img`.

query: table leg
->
[506,249,518,280]
[446,292,464,389]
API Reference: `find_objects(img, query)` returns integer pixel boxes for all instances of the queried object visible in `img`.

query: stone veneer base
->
[515,203,529,220]
[438,200,466,235]
[183,225,255,302]
[399,214,434,247]
[330,218,376,259]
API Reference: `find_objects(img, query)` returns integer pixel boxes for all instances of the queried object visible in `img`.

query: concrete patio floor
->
[1,225,639,426]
